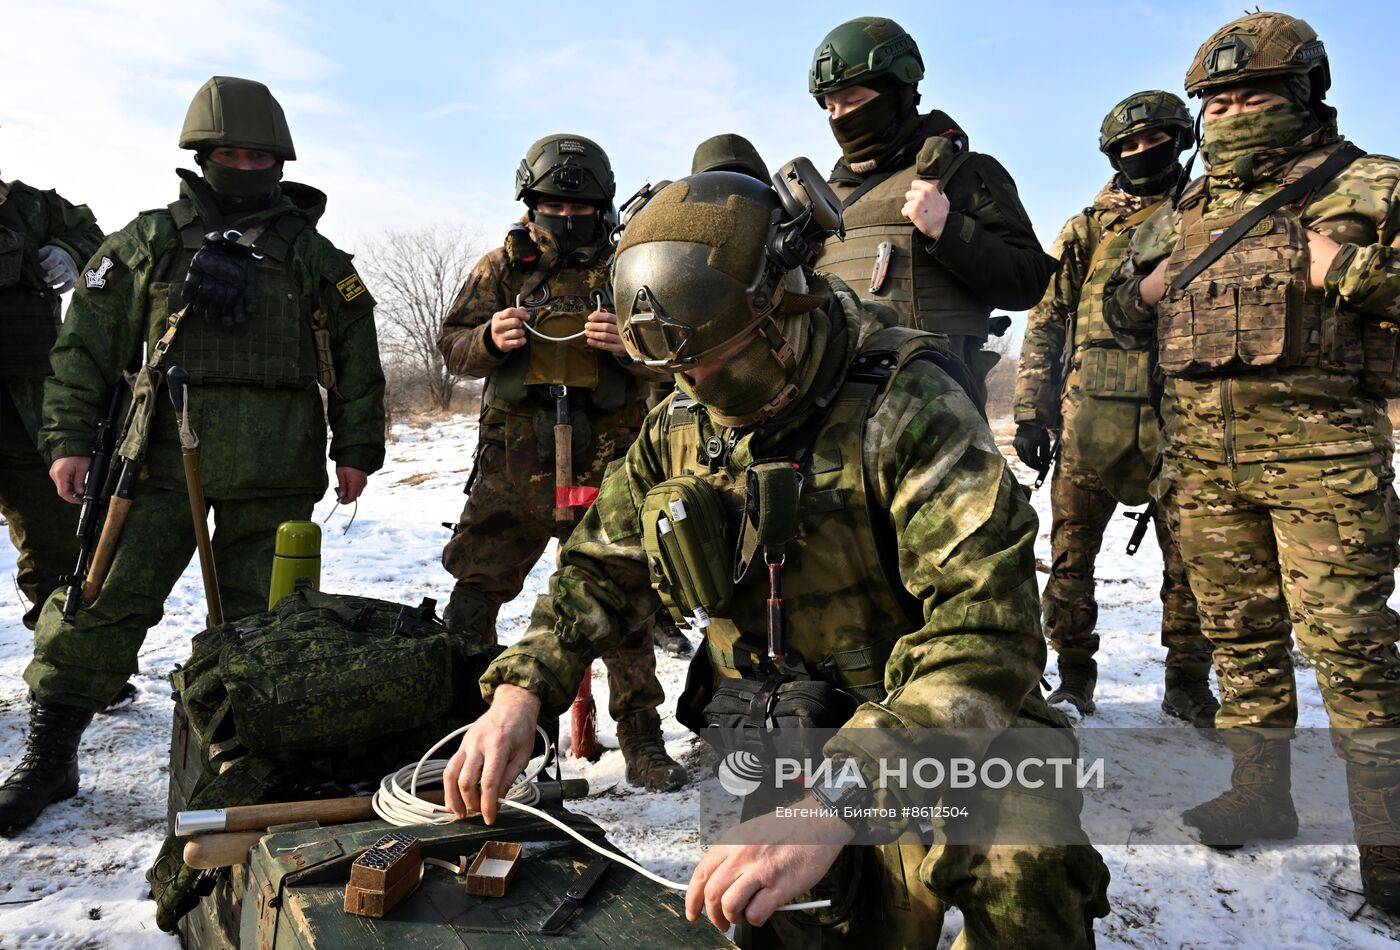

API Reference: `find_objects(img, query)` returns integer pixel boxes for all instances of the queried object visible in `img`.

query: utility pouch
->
[641,475,732,629]
[733,460,803,583]
[0,225,23,288]
[524,307,599,390]
[1361,317,1400,399]
[704,675,853,730]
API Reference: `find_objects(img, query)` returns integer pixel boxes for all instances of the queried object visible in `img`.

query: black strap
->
[840,168,899,210]
[1169,143,1364,293]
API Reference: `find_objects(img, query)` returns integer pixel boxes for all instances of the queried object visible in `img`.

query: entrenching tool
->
[166,365,222,625]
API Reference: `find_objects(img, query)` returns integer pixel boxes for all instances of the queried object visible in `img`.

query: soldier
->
[1106,13,1400,911]
[809,16,1055,409]
[0,76,387,832]
[0,169,102,633]
[1013,91,1218,725]
[435,134,687,790]
[443,170,1110,947]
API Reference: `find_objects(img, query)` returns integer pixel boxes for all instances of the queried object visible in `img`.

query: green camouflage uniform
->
[816,112,1055,409]
[1015,178,1209,667]
[482,280,1110,947]
[1106,123,1400,758]
[23,169,385,711]
[436,219,666,722]
[0,180,103,629]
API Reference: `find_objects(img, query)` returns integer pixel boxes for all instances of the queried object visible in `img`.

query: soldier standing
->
[1107,13,1400,911]
[0,76,387,832]
[809,16,1055,409]
[0,170,102,633]
[1013,91,1218,725]
[435,134,687,791]
[443,170,1110,948]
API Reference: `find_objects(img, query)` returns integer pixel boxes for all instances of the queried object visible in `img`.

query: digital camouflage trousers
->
[26,485,316,711]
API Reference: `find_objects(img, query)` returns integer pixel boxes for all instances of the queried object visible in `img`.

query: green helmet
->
[809,17,924,105]
[515,133,616,207]
[1185,11,1329,100]
[1098,90,1194,155]
[691,134,769,183]
[614,159,841,371]
[179,76,296,160]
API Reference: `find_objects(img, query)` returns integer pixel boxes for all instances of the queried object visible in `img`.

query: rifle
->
[1032,436,1059,491]
[82,305,192,602]
[1125,501,1155,556]
[60,387,123,622]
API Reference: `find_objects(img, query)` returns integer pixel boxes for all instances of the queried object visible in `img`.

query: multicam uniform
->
[0,180,102,629]
[1015,178,1210,677]
[482,279,1111,948]
[435,220,668,735]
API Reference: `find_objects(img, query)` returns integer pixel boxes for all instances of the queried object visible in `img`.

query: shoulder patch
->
[83,256,115,289]
[336,271,367,302]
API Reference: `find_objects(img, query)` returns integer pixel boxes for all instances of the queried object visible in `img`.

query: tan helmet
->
[1185,11,1329,100]
[179,76,296,160]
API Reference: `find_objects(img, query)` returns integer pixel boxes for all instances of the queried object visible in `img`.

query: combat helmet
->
[179,76,296,160]
[613,159,842,371]
[1185,11,1330,101]
[809,17,924,105]
[1099,90,1193,155]
[691,134,770,183]
[515,134,616,209]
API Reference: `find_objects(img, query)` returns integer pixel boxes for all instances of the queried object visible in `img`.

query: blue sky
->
[3,1,1394,333]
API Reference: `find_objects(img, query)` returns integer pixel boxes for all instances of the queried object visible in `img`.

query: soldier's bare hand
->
[685,805,852,930]
[1306,229,1343,290]
[49,456,91,505]
[335,466,368,504]
[490,307,529,352]
[584,308,627,355]
[444,684,541,824]
[1140,259,1170,307]
[902,180,951,241]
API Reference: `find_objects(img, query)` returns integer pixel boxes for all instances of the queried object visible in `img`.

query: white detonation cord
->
[371,722,830,914]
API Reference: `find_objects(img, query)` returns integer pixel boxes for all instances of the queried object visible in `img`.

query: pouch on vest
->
[1362,319,1400,399]
[524,306,600,390]
[215,589,463,757]
[642,475,732,629]
[0,225,22,288]
[703,675,854,730]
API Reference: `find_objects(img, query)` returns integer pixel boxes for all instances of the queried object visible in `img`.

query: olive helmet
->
[691,133,770,182]
[809,17,924,106]
[515,133,616,208]
[613,159,841,370]
[1099,90,1194,155]
[179,76,296,160]
[1185,11,1329,100]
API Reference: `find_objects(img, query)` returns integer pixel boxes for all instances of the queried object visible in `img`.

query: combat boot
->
[1345,760,1400,914]
[1182,735,1298,849]
[652,619,693,656]
[1161,662,1220,729]
[616,710,687,792]
[0,698,94,833]
[443,584,500,651]
[1047,648,1097,716]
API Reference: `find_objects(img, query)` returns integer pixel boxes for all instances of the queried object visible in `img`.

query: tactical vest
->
[818,153,990,339]
[655,326,956,715]
[1065,201,1163,400]
[1157,154,1363,379]
[154,199,319,388]
[484,250,635,415]
[0,188,61,380]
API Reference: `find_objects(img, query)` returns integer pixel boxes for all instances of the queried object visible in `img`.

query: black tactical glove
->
[1013,421,1053,473]
[183,231,259,327]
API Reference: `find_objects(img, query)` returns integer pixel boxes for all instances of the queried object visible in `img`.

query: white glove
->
[37,245,79,292]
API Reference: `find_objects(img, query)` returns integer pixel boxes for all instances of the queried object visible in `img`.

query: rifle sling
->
[1168,143,1364,293]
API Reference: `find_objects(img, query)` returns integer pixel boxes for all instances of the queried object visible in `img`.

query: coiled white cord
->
[372,721,830,913]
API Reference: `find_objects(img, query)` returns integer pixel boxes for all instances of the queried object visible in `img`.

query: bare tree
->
[360,224,482,412]
[983,325,1020,421]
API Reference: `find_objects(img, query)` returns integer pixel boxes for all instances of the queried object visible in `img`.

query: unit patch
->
[84,256,115,290]
[336,272,367,302]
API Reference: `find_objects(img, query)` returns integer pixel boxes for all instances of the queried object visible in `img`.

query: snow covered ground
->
[1,413,1397,948]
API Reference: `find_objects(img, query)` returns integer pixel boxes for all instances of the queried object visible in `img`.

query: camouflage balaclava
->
[1200,77,1318,182]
